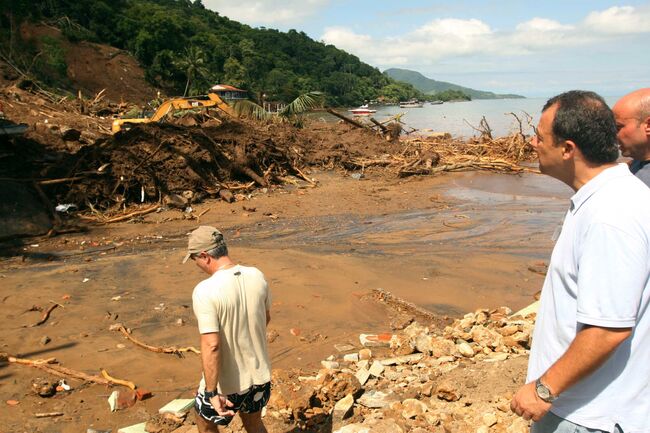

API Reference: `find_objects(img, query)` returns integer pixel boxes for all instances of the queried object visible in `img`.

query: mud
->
[0,167,569,433]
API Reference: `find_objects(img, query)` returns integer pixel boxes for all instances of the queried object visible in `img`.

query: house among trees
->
[210,84,248,100]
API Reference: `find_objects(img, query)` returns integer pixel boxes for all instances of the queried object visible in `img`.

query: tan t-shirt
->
[192,265,271,395]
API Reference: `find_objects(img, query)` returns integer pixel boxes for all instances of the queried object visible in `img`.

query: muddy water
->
[0,171,574,432]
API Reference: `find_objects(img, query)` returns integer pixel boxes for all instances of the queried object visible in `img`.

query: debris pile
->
[266,305,537,433]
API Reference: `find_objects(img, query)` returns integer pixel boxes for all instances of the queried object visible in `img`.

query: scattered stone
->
[485,352,508,362]
[380,353,423,366]
[476,426,490,433]
[457,341,474,357]
[32,380,56,398]
[482,412,498,426]
[358,348,372,360]
[390,334,416,355]
[401,398,428,419]
[290,328,301,336]
[355,368,371,386]
[357,390,399,408]
[332,424,370,433]
[333,393,355,420]
[40,336,51,346]
[175,318,184,326]
[507,417,530,433]
[343,353,359,362]
[368,361,385,377]
[321,360,340,369]
[335,343,356,352]
[436,381,460,402]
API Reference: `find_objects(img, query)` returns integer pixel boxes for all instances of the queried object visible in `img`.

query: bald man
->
[613,88,650,187]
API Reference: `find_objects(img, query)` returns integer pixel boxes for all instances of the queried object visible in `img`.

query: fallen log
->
[326,108,367,129]
[109,324,200,357]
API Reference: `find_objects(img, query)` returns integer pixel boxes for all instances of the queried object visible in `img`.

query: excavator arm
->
[112,93,235,133]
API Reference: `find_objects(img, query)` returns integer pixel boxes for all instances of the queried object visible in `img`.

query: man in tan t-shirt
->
[184,226,272,433]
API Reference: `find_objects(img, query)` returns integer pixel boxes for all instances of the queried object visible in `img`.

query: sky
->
[201,1,650,97]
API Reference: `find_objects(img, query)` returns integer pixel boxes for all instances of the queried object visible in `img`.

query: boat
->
[399,99,424,108]
[348,104,377,116]
[430,100,443,105]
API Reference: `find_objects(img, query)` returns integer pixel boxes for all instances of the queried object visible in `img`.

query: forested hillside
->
[1,0,423,105]
[385,68,524,100]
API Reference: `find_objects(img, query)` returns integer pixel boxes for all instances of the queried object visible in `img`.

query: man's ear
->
[642,116,650,138]
[562,139,577,160]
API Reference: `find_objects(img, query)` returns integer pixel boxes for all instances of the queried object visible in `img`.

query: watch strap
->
[535,378,557,402]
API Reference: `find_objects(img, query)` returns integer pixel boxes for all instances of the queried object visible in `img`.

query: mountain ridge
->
[384,68,524,100]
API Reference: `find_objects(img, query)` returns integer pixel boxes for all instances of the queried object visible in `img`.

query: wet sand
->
[0,169,571,432]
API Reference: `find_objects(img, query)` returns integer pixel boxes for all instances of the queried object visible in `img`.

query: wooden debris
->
[28,303,60,328]
[1,353,136,389]
[34,412,64,418]
[109,324,200,357]
[100,369,136,390]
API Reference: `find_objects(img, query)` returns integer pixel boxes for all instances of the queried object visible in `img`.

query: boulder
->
[401,398,428,419]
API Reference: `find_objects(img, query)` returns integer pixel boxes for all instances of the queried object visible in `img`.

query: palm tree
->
[175,46,209,96]
[231,91,325,123]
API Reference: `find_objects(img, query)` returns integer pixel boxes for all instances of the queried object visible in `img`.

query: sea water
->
[368,96,621,139]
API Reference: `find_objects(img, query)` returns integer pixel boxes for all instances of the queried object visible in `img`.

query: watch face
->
[537,384,550,399]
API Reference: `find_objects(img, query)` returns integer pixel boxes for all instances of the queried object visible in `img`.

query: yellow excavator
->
[111,92,235,133]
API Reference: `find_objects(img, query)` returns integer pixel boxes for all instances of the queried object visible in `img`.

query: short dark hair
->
[543,90,618,164]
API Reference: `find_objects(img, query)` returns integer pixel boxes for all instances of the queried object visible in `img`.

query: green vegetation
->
[433,89,471,102]
[384,68,525,100]
[0,0,424,105]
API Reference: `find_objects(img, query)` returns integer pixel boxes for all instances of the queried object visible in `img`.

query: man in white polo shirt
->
[184,226,272,433]
[510,91,650,432]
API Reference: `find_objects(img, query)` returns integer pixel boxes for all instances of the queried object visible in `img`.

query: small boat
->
[430,100,443,105]
[348,104,376,116]
[399,99,424,108]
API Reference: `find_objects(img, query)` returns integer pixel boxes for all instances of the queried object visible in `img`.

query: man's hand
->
[510,381,552,422]
[210,394,235,417]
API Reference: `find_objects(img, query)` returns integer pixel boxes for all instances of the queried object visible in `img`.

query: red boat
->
[348,104,376,116]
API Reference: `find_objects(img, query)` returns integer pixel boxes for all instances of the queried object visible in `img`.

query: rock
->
[457,341,474,357]
[401,398,428,419]
[485,352,509,362]
[380,353,423,366]
[175,318,184,326]
[40,336,51,346]
[436,381,460,402]
[335,343,356,352]
[164,194,188,209]
[482,412,498,426]
[360,333,393,347]
[506,417,529,433]
[357,359,369,369]
[32,380,56,398]
[368,361,385,377]
[268,371,315,419]
[333,393,354,420]
[357,390,399,408]
[317,371,362,402]
[471,326,502,349]
[359,348,372,360]
[144,413,183,433]
[402,321,428,338]
[363,419,404,433]
[343,353,359,362]
[498,325,520,336]
[390,314,414,330]
[61,127,81,141]
[476,426,490,433]
[390,334,416,355]
[414,334,433,354]
[429,337,456,358]
[355,368,371,386]
[321,360,340,369]
[332,424,370,433]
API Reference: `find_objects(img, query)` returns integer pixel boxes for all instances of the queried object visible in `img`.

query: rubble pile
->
[267,307,536,433]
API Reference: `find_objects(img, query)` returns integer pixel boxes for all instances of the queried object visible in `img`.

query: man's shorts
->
[195,382,271,426]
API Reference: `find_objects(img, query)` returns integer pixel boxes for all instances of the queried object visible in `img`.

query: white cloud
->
[202,0,329,25]
[583,5,650,34]
[320,5,650,69]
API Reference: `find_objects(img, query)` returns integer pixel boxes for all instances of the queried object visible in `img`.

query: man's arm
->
[511,324,632,421]
[200,332,234,416]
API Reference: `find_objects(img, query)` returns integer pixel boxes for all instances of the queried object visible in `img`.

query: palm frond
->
[230,100,270,121]
[279,91,324,118]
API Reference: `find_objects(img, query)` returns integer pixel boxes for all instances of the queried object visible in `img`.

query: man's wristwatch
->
[535,378,558,403]
[204,389,218,399]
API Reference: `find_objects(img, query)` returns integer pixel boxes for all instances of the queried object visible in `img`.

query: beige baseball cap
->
[182,226,224,263]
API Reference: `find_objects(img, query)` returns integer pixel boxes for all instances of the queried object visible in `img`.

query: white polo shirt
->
[527,164,650,432]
